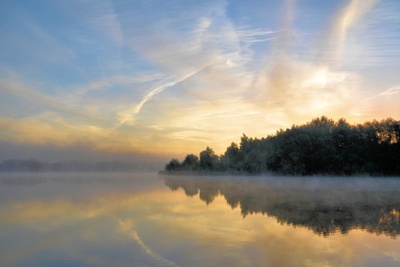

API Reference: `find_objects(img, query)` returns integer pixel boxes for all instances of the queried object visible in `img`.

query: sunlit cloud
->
[0,0,399,158]
[328,0,380,64]
[111,64,208,130]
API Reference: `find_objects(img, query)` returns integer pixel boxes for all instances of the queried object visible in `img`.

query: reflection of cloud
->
[385,251,400,262]
[130,230,181,267]
[0,221,106,267]
[2,174,400,266]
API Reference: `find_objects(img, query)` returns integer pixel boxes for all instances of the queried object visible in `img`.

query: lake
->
[1,173,400,267]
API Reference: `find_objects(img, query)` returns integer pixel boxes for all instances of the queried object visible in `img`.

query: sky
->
[0,0,399,162]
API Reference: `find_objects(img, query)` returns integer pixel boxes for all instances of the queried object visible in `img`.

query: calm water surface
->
[1,173,400,267]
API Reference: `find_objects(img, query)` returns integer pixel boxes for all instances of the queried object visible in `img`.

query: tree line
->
[163,116,400,176]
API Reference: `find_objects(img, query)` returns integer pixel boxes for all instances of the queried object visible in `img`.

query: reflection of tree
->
[163,176,400,237]
[164,177,196,196]
[198,182,219,205]
[164,177,218,204]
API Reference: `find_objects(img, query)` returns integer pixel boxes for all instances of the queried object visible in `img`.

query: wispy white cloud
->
[379,85,400,96]
[0,9,75,62]
[105,0,389,149]
[322,0,381,66]
[111,64,208,130]
[0,0,399,157]
[70,73,166,97]
[0,77,91,120]
[55,0,124,45]
[87,1,124,45]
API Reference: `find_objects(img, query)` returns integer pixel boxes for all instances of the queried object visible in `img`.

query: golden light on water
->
[2,174,400,267]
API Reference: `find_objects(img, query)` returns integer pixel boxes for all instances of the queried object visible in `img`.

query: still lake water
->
[1,173,400,267]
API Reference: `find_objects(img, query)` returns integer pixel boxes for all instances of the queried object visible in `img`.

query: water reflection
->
[164,176,400,237]
[1,173,400,267]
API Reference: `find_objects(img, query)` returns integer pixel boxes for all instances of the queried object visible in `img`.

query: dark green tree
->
[162,116,400,176]
[181,154,199,171]
[199,147,219,171]
[221,142,241,171]
[165,158,181,171]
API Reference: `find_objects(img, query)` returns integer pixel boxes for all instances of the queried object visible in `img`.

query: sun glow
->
[0,0,399,159]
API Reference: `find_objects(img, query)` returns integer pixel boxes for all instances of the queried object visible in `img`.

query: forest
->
[163,116,400,176]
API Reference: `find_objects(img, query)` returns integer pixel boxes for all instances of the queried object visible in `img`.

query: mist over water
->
[1,1,399,265]
[1,172,400,267]
[164,175,400,237]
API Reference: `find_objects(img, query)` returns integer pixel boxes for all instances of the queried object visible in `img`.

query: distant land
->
[0,159,159,172]
[162,116,400,176]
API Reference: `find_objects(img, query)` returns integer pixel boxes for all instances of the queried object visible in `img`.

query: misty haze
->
[1,173,400,266]
[1,0,400,266]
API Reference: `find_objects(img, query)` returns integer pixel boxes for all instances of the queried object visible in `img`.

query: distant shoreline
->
[158,170,400,178]
[0,159,160,172]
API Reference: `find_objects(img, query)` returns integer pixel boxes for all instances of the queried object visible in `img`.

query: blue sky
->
[0,0,399,161]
